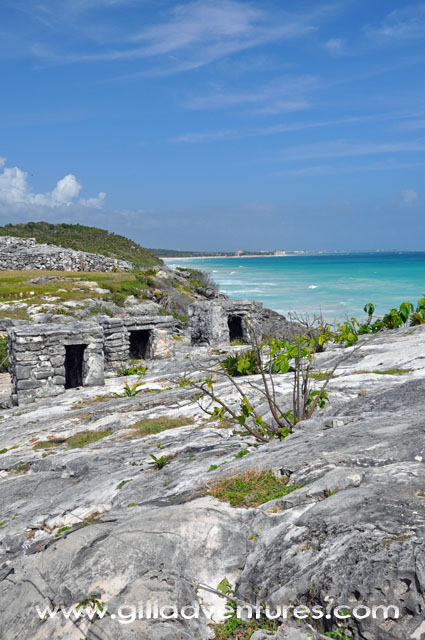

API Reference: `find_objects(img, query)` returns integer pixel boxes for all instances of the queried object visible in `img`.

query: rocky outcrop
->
[0,327,424,639]
[0,236,133,272]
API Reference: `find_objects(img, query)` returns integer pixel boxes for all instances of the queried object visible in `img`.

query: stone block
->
[17,379,42,390]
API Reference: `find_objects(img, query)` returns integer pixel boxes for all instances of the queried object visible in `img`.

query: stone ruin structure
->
[189,299,263,347]
[99,314,176,371]
[7,314,177,405]
[8,322,105,405]
[0,236,133,272]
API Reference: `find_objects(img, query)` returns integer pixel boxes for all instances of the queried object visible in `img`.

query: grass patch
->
[33,440,62,450]
[0,308,30,320]
[125,415,195,437]
[66,430,113,448]
[207,469,301,508]
[116,479,131,490]
[310,371,333,381]
[34,430,112,450]
[353,368,411,376]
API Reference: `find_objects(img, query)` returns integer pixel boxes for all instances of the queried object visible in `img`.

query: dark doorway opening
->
[228,315,244,342]
[129,330,151,359]
[65,344,86,389]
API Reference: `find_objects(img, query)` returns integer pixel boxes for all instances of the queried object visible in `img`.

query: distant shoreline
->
[163,254,295,261]
[162,250,415,261]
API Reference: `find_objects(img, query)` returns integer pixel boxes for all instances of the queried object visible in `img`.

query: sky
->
[0,0,424,251]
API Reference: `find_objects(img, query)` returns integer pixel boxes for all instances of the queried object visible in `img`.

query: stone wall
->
[99,315,176,370]
[189,299,263,347]
[0,236,133,272]
[8,321,104,405]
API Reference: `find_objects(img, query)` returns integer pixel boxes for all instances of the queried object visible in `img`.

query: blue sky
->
[0,0,424,250]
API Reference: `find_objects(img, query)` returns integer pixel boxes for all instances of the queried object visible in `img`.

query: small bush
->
[117,365,147,377]
[207,469,301,508]
[110,292,126,307]
[222,350,259,376]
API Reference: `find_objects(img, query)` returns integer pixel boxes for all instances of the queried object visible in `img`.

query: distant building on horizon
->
[235,250,244,256]
[273,250,286,256]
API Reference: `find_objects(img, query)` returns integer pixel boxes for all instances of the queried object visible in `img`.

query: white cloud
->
[274,139,425,162]
[400,189,419,206]
[276,161,425,176]
[79,192,106,209]
[186,75,318,113]
[0,160,106,210]
[32,0,316,73]
[367,3,425,40]
[323,38,344,54]
[395,118,425,131]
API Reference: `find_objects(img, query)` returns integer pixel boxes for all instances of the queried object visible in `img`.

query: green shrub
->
[335,298,425,346]
[117,365,147,377]
[109,292,126,307]
[222,350,259,376]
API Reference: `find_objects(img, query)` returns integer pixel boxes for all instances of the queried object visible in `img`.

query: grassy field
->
[0,270,164,310]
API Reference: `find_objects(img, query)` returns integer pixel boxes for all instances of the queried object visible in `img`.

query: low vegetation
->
[189,330,344,443]
[336,299,425,346]
[125,415,195,437]
[33,429,112,450]
[207,469,301,508]
[353,368,411,376]
[0,222,161,268]
[149,454,173,470]
[116,364,147,377]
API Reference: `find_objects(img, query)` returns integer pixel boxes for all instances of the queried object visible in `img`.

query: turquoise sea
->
[166,252,425,321]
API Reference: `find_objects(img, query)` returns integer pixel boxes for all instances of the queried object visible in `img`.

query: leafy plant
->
[116,364,147,377]
[213,579,279,639]
[222,350,259,376]
[335,298,425,346]
[188,327,346,442]
[149,454,172,470]
[324,631,355,640]
[115,377,145,397]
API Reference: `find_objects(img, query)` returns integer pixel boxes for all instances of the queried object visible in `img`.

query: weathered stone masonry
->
[7,313,177,405]
[0,236,133,272]
[8,322,104,405]
[189,299,263,347]
[99,315,176,371]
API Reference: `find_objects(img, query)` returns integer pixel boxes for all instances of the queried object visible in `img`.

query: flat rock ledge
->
[0,327,424,640]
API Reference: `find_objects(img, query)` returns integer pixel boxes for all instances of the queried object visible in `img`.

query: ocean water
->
[166,252,425,321]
